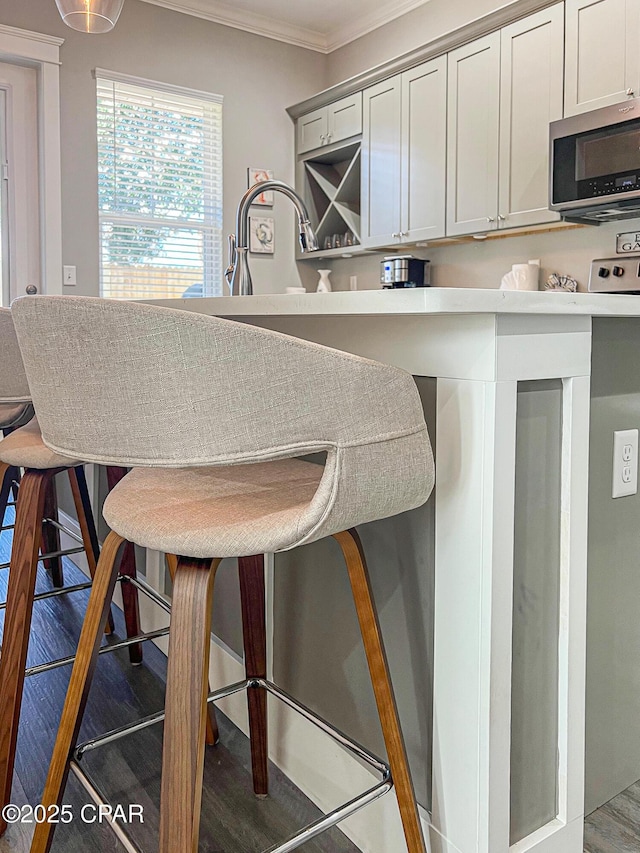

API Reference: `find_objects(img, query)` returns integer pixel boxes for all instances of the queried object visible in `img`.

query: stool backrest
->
[12,294,434,529]
[0,306,31,403]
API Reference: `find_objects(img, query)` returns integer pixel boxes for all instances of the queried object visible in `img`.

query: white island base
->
[146,288,640,853]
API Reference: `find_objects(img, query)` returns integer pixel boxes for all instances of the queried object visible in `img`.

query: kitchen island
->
[148,288,640,853]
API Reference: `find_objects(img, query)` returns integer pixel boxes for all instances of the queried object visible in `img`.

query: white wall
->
[0,0,326,296]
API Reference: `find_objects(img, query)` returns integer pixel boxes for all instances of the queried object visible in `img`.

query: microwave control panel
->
[589,255,640,292]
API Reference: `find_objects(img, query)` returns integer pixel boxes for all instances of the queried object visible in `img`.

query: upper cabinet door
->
[498,5,564,228]
[327,93,362,146]
[564,0,640,116]
[401,56,447,242]
[447,32,501,236]
[297,107,327,154]
[361,77,402,248]
[297,94,363,155]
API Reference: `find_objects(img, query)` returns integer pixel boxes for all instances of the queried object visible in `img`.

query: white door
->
[0,61,40,306]
[446,33,501,237]
[361,76,402,248]
[401,56,447,242]
[564,0,640,115]
[498,5,564,229]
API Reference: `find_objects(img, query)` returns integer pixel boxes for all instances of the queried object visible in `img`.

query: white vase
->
[316,269,332,293]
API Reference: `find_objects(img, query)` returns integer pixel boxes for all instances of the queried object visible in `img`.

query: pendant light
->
[54,0,125,33]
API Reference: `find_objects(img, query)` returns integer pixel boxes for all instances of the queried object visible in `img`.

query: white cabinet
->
[447,6,563,236]
[361,56,447,248]
[499,5,564,228]
[447,33,501,236]
[401,57,448,242]
[297,93,362,154]
[564,0,640,116]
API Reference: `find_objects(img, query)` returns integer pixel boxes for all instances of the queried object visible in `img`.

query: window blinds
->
[96,75,223,300]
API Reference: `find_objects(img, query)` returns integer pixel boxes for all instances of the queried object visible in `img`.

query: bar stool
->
[0,306,34,548]
[0,308,146,837]
[13,296,434,853]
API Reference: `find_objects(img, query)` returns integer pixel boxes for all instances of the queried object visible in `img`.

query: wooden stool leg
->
[334,528,427,853]
[159,556,220,853]
[166,553,219,747]
[0,462,18,532]
[105,466,142,664]
[29,531,126,853]
[0,469,56,836]
[239,553,268,796]
[40,475,63,588]
[68,466,115,634]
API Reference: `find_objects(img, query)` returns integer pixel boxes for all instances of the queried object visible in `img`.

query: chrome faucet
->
[226,180,318,296]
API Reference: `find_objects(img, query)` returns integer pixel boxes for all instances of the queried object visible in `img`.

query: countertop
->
[148,287,640,317]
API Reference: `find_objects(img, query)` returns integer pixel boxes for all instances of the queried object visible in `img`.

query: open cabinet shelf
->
[297,139,362,259]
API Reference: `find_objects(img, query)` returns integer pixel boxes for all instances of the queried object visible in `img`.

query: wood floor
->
[0,504,639,852]
[0,506,361,853]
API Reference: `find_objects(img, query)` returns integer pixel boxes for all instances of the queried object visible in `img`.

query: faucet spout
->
[227,180,318,296]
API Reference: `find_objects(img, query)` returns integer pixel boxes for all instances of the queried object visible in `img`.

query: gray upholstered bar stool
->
[14,295,434,853]
[0,306,147,838]
[0,306,35,541]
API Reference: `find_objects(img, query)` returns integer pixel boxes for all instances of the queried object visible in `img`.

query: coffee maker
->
[380,255,430,288]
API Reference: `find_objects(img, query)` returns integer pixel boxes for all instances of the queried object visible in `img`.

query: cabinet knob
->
[627,88,635,96]
[498,214,506,221]
[392,232,400,238]
[486,216,495,223]
[326,132,333,142]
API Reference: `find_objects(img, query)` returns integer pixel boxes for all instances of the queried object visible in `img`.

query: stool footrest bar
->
[43,516,84,544]
[258,679,388,774]
[69,762,143,853]
[123,574,172,614]
[75,679,249,758]
[0,580,93,611]
[71,676,392,853]
[265,778,392,853]
[24,627,170,677]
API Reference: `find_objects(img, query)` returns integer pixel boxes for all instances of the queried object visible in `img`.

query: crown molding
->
[325,0,430,53]
[140,0,432,53]
[139,0,328,52]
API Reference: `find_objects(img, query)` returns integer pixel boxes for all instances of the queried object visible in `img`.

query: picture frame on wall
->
[248,167,274,205]
[249,216,275,254]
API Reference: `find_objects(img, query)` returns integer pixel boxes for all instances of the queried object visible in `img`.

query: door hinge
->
[2,162,8,181]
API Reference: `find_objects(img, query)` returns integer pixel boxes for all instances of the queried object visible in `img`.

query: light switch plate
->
[63,265,76,286]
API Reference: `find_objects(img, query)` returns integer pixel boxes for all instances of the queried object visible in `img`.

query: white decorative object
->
[248,168,274,206]
[249,217,274,254]
[316,269,332,293]
[499,261,539,291]
[544,273,578,292]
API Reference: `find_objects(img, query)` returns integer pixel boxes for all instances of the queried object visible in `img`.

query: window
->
[96,71,223,300]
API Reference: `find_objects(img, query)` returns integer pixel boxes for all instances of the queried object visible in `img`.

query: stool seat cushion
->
[103,459,331,558]
[0,417,80,470]
[0,402,33,431]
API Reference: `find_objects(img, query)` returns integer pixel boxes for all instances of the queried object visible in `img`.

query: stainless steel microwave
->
[550,97,640,223]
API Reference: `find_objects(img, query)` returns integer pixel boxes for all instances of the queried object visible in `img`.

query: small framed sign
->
[616,231,640,253]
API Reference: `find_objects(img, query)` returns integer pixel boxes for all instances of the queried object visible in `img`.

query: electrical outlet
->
[349,275,358,291]
[612,429,639,498]
[63,265,76,286]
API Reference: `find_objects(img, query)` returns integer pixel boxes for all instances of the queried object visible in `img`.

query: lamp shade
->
[54,0,125,33]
